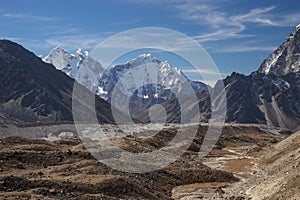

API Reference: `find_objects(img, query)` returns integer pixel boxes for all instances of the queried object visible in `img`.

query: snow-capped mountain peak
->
[97,53,208,100]
[258,24,300,75]
[126,53,160,66]
[44,47,103,92]
[74,48,88,57]
[44,47,208,104]
[43,46,72,70]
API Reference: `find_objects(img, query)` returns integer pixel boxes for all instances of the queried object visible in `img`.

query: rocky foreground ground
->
[0,124,298,199]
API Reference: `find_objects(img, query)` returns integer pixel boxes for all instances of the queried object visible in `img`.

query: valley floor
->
[0,124,298,199]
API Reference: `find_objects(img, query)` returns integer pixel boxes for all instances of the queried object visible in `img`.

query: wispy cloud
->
[1,13,59,21]
[45,34,104,51]
[182,68,224,76]
[174,2,300,43]
[192,28,254,43]
[106,19,143,27]
[122,0,299,43]
[1,37,23,42]
[181,67,228,86]
[275,13,300,27]
[214,45,276,53]
[1,37,54,56]
[2,34,105,56]
[229,6,278,26]
[4,34,106,56]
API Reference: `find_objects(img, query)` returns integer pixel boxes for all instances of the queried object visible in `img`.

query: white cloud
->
[107,19,143,27]
[181,67,227,86]
[214,45,276,53]
[175,4,276,41]
[46,34,103,51]
[275,13,300,27]
[182,68,223,76]
[229,6,278,26]
[1,37,22,42]
[4,34,105,56]
[176,3,300,42]
[192,28,253,43]
[123,0,299,43]
[1,13,59,21]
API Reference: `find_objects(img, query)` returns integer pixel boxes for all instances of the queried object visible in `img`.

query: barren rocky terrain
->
[246,130,300,199]
[0,124,291,199]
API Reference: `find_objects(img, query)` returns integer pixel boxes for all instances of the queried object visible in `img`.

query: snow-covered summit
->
[258,24,300,75]
[126,53,160,66]
[43,46,72,70]
[74,48,89,57]
[44,47,103,92]
[97,53,208,100]
[43,47,208,101]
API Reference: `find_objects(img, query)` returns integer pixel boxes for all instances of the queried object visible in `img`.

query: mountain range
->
[44,49,208,120]
[1,25,300,129]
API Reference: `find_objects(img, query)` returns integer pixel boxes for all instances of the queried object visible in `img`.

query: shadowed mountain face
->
[217,25,300,129]
[0,40,116,124]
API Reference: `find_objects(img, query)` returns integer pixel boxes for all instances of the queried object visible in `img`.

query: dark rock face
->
[218,25,300,130]
[221,72,266,124]
[0,40,115,124]
[221,71,300,129]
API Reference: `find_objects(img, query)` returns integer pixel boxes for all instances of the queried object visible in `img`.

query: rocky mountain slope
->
[0,40,117,124]
[246,129,300,199]
[218,25,300,130]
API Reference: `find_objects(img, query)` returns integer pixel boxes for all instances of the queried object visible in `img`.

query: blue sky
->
[1,0,300,81]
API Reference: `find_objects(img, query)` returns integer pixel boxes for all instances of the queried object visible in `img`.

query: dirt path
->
[172,143,273,199]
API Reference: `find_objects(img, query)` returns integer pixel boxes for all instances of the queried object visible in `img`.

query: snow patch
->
[264,51,283,74]
[271,78,290,90]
